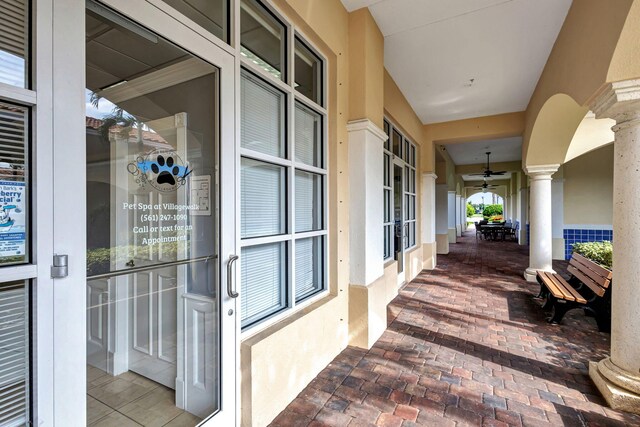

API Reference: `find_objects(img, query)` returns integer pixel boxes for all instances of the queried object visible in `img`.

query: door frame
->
[42,0,239,424]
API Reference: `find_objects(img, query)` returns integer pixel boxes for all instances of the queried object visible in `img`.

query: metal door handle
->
[226,254,239,298]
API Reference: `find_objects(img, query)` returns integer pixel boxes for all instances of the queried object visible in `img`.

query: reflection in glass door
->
[84,2,235,425]
[393,164,404,276]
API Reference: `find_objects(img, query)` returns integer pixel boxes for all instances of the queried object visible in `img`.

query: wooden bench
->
[536,253,612,332]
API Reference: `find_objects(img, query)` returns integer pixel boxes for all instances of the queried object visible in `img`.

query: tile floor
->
[271,231,640,426]
[87,366,202,426]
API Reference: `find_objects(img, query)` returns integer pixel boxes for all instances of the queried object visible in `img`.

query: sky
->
[467,192,503,205]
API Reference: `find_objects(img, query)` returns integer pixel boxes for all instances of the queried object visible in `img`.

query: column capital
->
[422,172,437,180]
[525,164,559,179]
[592,79,640,123]
[346,119,388,142]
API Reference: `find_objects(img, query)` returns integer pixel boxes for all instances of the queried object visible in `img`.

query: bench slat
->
[569,257,610,289]
[573,253,612,281]
[571,254,612,289]
[537,271,563,299]
[567,264,606,297]
[538,271,575,301]
[547,272,587,304]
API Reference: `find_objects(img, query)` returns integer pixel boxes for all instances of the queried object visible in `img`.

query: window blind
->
[295,237,321,302]
[0,103,26,181]
[294,103,321,167]
[241,72,284,158]
[241,158,285,238]
[0,281,29,427]
[241,243,285,327]
[295,170,322,233]
[0,0,27,88]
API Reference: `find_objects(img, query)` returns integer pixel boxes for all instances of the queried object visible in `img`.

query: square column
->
[447,191,457,243]
[455,195,462,237]
[435,184,449,254]
[589,79,640,414]
[421,173,438,269]
[524,165,559,282]
[347,119,385,285]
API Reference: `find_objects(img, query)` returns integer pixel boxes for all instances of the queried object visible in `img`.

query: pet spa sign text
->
[0,181,26,260]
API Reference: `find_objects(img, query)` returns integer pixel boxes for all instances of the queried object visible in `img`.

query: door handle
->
[226,254,239,298]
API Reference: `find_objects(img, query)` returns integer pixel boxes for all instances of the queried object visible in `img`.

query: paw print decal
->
[128,149,192,192]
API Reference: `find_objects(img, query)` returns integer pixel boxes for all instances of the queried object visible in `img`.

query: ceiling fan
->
[470,152,507,178]
[472,179,498,190]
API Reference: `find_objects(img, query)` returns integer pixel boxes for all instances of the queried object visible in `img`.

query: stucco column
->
[347,119,385,285]
[461,196,465,232]
[523,165,559,282]
[447,191,457,243]
[589,79,640,414]
[421,173,438,269]
[455,195,462,237]
[435,184,449,254]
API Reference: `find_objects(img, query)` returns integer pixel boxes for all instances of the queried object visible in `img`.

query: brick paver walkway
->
[270,231,640,426]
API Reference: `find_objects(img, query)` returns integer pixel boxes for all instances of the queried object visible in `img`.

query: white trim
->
[0,265,38,282]
[524,164,560,177]
[347,118,388,142]
[564,224,613,231]
[0,83,37,105]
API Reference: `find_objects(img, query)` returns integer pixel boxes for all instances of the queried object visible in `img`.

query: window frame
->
[383,118,417,260]
[237,0,328,333]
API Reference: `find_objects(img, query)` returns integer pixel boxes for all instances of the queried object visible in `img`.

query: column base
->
[448,228,457,244]
[590,358,640,415]
[524,268,538,282]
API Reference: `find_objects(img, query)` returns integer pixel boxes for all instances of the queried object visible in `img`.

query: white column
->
[421,173,437,269]
[460,196,467,233]
[523,165,559,282]
[455,195,462,237]
[505,191,510,221]
[518,185,528,245]
[589,79,640,414]
[447,191,457,243]
[551,173,565,260]
[435,185,449,254]
[347,119,385,285]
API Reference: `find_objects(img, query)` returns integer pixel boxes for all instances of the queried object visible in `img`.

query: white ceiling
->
[444,136,522,165]
[341,0,572,124]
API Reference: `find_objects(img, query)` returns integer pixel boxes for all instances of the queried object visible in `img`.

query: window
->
[240,0,286,81]
[383,123,393,260]
[0,2,31,424]
[0,102,28,266]
[240,5,326,330]
[383,119,417,259]
[294,37,323,105]
[160,0,229,42]
[0,0,29,88]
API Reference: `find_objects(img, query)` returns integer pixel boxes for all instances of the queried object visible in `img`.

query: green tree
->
[466,202,475,217]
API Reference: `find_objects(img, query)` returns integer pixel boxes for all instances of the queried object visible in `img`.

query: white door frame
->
[41,0,239,425]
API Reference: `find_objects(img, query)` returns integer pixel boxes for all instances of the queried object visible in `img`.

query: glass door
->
[84,1,236,425]
[393,162,405,283]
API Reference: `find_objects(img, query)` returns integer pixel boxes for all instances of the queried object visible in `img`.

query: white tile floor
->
[87,366,202,426]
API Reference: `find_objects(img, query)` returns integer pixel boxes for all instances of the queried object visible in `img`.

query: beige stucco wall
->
[349,8,384,129]
[241,1,350,426]
[563,144,614,225]
[523,0,640,166]
[349,261,398,349]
